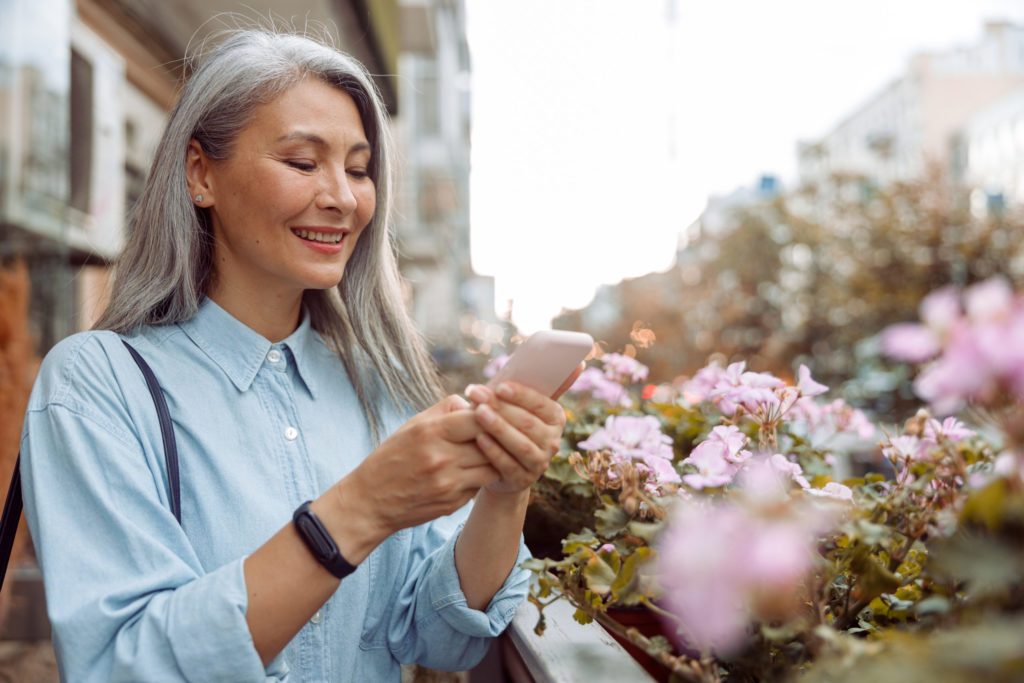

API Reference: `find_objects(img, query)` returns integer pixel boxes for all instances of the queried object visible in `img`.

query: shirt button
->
[267,349,282,363]
[311,610,322,624]
[284,426,298,441]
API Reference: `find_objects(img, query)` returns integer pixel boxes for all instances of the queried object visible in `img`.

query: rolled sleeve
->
[384,510,531,671]
[425,529,531,637]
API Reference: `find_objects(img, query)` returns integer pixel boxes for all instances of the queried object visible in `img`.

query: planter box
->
[502,598,655,683]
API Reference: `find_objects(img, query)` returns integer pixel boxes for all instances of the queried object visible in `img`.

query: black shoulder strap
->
[0,340,180,590]
[121,341,181,524]
[0,457,23,589]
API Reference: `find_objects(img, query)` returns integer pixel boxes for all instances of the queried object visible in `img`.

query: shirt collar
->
[178,298,320,397]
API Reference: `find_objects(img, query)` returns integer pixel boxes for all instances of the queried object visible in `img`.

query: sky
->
[465,0,1024,332]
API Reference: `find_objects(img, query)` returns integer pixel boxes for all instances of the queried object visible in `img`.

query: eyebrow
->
[274,132,370,153]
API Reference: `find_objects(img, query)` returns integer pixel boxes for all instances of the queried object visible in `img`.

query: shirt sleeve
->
[20,335,283,683]
[382,502,532,670]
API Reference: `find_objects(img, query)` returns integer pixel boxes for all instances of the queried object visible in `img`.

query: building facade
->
[394,0,496,370]
[1,0,400,352]
[797,21,1024,204]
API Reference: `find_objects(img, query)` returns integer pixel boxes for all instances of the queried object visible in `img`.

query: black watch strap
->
[292,500,357,580]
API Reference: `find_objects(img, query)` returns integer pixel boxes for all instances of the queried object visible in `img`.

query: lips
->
[292,228,346,244]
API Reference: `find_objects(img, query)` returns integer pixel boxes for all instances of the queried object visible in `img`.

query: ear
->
[185,139,215,206]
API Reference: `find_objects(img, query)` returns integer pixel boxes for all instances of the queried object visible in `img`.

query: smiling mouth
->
[292,229,345,245]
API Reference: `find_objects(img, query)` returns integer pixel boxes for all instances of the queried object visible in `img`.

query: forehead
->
[242,79,369,145]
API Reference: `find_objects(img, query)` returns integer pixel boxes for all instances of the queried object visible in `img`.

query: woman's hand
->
[328,395,500,561]
[464,372,578,494]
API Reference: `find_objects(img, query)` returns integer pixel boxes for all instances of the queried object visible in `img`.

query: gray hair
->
[95,27,443,438]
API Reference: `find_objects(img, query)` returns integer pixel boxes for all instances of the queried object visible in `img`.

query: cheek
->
[357,187,377,228]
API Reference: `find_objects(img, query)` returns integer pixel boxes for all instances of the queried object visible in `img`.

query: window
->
[69,48,92,213]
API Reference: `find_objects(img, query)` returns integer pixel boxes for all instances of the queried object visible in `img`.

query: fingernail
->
[495,383,513,399]
[477,404,496,425]
[465,384,486,403]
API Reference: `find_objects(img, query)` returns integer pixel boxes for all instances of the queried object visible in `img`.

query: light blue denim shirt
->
[20,299,529,682]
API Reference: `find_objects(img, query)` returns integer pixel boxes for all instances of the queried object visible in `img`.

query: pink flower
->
[882,435,927,462]
[797,365,828,397]
[682,362,728,403]
[964,277,1013,322]
[885,278,1024,413]
[577,415,679,487]
[705,425,752,463]
[920,285,960,333]
[656,502,819,654]
[569,367,633,407]
[601,353,650,384]
[768,453,810,489]
[924,417,974,442]
[806,482,854,502]
[882,323,942,362]
[483,354,510,379]
[681,439,739,489]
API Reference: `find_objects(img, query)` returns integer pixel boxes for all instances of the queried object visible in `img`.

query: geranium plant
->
[504,276,1024,682]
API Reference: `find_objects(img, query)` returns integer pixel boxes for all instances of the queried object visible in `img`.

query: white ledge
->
[505,598,657,682]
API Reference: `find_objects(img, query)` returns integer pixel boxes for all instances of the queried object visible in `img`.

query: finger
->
[441,394,472,413]
[551,362,585,400]
[492,381,565,427]
[435,409,486,444]
[475,403,549,470]
[475,432,533,489]
[480,398,554,448]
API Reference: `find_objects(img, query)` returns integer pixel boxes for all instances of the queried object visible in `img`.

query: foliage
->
[517,276,1024,682]
[552,172,1024,423]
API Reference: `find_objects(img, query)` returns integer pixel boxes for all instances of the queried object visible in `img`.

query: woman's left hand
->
[464,369,580,494]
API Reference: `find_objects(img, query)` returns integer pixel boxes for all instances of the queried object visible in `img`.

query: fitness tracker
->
[292,500,357,580]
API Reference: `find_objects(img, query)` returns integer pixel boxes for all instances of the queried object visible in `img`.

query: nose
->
[316,166,358,215]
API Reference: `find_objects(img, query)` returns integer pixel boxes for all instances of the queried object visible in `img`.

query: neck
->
[207,283,303,343]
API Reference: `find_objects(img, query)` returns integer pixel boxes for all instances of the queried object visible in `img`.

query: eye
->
[286,160,316,172]
[347,168,370,180]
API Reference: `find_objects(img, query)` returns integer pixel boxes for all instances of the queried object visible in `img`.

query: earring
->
[195,194,204,203]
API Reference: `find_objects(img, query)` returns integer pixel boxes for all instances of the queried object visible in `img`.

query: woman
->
[20,28,575,681]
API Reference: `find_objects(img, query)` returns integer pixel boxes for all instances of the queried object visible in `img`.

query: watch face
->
[296,514,335,560]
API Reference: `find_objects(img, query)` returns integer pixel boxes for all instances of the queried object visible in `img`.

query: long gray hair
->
[94,27,444,438]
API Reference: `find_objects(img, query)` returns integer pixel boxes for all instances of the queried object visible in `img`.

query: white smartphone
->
[488,330,594,398]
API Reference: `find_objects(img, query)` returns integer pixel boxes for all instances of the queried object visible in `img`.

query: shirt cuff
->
[425,527,531,637]
[164,557,287,681]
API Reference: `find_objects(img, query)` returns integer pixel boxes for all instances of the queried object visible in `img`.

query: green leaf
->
[610,547,653,605]
[582,552,618,594]
[595,504,631,538]
[627,521,662,544]
[573,608,593,625]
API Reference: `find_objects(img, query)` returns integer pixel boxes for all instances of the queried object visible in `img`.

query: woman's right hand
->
[320,395,500,563]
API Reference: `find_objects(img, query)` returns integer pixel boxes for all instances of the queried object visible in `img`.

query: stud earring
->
[195,194,203,203]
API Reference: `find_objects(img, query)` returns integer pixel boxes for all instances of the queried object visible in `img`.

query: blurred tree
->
[554,169,1024,422]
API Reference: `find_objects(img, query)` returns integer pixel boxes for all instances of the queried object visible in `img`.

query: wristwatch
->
[292,500,357,580]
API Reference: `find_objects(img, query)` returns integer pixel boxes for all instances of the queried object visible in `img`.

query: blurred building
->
[394,0,495,369]
[0,0,402,353]
[953,85,1024,209]
[797,21,1024,206]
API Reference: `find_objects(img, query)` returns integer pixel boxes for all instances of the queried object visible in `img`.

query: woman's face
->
[191,78,376,303]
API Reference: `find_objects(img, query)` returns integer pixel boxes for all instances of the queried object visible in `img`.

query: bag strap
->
[0,340,180,590]
[0,457,23,589]
[120,341,181,523]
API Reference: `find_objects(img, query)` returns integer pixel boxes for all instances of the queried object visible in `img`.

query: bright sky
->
[466,0,1024,332]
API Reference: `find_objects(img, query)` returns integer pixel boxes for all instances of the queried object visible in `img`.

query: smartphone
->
[487,330,594,398]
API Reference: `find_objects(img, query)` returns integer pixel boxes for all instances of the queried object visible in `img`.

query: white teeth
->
[294,229,343,244]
